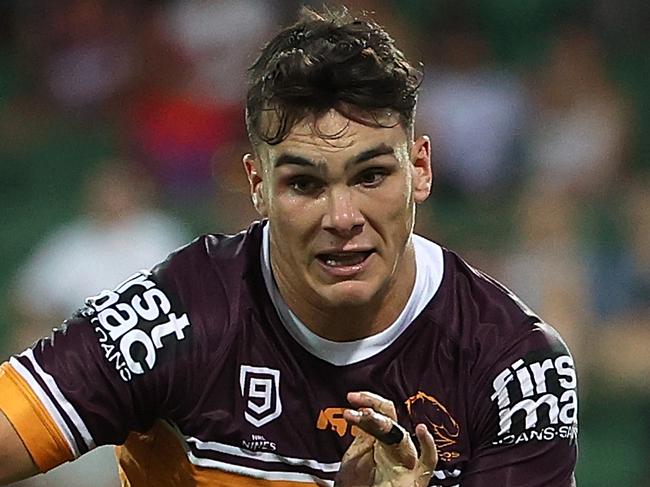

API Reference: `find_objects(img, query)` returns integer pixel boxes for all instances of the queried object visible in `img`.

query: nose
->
[322,186,365,237]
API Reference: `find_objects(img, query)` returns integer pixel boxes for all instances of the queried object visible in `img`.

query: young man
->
[0,7,577,487]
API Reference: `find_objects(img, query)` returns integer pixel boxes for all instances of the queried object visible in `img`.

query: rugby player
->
[0,7,577,487]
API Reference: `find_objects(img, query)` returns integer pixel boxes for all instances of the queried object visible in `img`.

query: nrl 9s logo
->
[240,365,282,427]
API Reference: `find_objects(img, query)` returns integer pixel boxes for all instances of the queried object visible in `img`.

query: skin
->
[336,392,438,487]
[0,410,37,484]
[244,109,433,341]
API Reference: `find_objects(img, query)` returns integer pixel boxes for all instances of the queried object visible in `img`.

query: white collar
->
[261,223,444,366]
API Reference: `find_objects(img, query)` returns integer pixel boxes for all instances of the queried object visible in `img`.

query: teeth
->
[321,252,370,267]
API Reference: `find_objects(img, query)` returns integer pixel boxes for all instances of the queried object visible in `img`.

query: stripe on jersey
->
[0,362,74,471]
[433,468,462,479]
[8,357,80,457]
[194,469,330,487]
[118,420,459,487]
[11,354,89,456]
[118,421,326,487]
[187,437,341,473]
[20,349,95,451]
[186,441,459,486]
[187,452,333,486]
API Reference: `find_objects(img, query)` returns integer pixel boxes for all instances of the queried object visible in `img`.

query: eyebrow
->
[274,154,322,169]
[273,144,395,170]
[346,144,395,169]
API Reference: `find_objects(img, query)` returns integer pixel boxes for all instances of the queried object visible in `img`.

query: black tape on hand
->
[377,423,405,445]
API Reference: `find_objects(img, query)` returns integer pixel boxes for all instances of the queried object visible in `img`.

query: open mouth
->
[316,250,374,268]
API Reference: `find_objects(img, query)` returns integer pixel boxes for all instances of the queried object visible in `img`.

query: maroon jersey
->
[0,220,577,486]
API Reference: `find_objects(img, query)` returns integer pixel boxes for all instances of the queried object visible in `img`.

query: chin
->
[317,280,379,309]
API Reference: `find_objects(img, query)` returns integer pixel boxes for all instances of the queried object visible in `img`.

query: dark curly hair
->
[245,6,423,149]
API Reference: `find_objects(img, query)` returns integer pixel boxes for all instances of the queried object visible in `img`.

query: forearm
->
[0,409,38,485]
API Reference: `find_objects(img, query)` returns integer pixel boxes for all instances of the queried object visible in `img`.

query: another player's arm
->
[0,409,38,484]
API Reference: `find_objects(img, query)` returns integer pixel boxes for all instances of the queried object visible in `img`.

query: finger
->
[413,423,438,486]
[415,423,438,470]
[343,407,394,439]
[345,408,417,470]
[347,391,397,420]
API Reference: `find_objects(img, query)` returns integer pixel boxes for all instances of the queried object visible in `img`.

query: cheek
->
[270,196,322,240]
[367,178,412,219]
[363,180,414,247]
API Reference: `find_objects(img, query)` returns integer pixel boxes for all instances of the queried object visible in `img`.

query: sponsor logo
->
[491,424,578,446]
[240,365,282,427]
[316,408,361,438]
[405,391,461,461]
[87,272,191,382]
[490,351,578,445]
[242,434,277,452]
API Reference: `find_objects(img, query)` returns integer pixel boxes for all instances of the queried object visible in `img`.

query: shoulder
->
[424,245,543,343]
[417,242,573,378]
[78,220,267,379]
[407,239,577,476]
[150,218,266,329]
[153,220,265,298]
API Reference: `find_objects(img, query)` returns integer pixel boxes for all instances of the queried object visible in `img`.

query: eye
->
[354,168,389,188]
[287,176,324,195]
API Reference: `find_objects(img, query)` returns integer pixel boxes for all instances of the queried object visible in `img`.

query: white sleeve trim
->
[9,356,81,458]
[20,349,95,450]
[10,349,96,454]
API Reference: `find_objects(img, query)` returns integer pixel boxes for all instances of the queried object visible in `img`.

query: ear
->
[243,153,268,216]
[410,135,433,204]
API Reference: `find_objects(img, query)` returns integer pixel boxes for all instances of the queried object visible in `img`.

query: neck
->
[270,243,417,342]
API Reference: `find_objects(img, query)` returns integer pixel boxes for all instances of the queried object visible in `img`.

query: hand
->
[334,391,438,487]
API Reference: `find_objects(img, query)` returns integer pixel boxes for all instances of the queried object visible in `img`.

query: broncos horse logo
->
[405,391,460,450]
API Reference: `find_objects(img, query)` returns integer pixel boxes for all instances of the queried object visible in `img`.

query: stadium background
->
[0,0,648,485]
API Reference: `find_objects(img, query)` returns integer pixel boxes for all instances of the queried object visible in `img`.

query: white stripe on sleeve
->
[20,349,95,450]
[9,356,80,458]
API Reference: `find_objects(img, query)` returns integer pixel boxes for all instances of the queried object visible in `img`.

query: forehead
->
[264,109,409,165]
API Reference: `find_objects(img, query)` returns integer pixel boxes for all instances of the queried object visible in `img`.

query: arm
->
[0,269,191,483]
[462,322,578,486]
[0,409,38,485]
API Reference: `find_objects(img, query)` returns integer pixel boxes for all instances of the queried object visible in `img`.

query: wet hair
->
[245,6,423,149]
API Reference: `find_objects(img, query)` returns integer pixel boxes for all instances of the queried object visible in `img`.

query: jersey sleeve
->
[0,267,195,473]
[462,321,578,486]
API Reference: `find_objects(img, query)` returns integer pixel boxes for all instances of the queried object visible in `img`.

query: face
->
[244,110,432,312]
